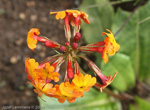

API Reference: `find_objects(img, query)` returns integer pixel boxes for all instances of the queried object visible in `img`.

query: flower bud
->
[72,42,78,50]
[67,55,74,79]
[73,32,81,42]
[60,46,66,52]
[65,41,70,46]
[67,68,74,79]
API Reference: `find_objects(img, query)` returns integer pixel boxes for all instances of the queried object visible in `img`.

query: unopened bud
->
[67,68,74,79]
[65,41,70,46]
[60,46,66,52]
[72,42,78,50]
[74,32,81,42]
[67,55,74,79]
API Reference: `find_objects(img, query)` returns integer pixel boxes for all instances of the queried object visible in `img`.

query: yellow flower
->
[25,58,56,97]
[72,73,96,96]
[102,29,120,63]
[50,11,66,20]
[52,84,78,103]
[27,28,40,50]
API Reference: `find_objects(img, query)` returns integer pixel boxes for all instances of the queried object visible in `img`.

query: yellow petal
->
[72,73,84,87]
[27,28,40,50]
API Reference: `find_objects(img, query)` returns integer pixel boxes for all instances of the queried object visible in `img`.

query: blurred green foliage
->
[80,0,114,43]
[39,88,121,110]
[130,97,150,110]
[112,3,150,81]
[101,53,135,91]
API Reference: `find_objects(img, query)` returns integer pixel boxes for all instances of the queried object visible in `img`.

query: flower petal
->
[27,28,40,50]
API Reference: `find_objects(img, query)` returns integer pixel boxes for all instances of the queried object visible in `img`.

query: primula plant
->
[25,10,120,103]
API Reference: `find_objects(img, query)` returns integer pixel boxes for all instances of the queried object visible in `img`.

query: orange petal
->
[101,29,114,40]
[58,98,66,103]
[102,52,109,63]
[72,73,84,87]
[45,63,55,72]
[27,28,40,50]
[25,58,39,82]
[104,42,115,56]
[59,82,74,96]
[67,98,75,103]
[50,11,66,20]
[81,12,90,24]
[50,12,57,15]
[83,74,96,87]
[95,72,117,92]
[34,89,43,97]
[43,83,56,95]
[56,11,66,20]
[114,42,120,52]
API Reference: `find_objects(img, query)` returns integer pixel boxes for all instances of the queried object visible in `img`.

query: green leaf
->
[101,53,135,91]
[38,88,122,110]
[100,1,150,91]
[129,96,150,110]
[80,0,114,43]
[112,1,150,80]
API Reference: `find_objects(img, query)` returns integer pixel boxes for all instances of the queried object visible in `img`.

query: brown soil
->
[0,0,79,109]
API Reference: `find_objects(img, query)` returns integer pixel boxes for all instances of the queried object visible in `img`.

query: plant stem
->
[114,1,143,37]
[103,88,134,101]
[94,87,134,101]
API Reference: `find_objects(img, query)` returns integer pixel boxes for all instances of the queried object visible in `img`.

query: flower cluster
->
[25,9,120,103]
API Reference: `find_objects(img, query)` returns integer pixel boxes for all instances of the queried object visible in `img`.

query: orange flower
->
[27,28,40,50]
[50,10,89,25]
[71,73,96,96]
[102,51,109,64]
[102,29,120,63]
[35,63,60,82]
[25,58,56,97]
[53,84,79,103]
[50,10,89,40]
[25,57,39,83]
[79,29,120,63]
[95,72,117,92]
[30,79,56,97]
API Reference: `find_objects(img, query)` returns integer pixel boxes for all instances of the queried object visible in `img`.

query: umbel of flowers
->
[25,10,120,103]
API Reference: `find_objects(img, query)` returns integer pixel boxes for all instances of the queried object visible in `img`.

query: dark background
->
[0,0,79,107]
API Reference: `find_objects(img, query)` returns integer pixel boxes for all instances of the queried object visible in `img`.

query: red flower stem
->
[74,60,80,74]
[39,54,63,66]
[52,56,64,68]
[64,13,71,42]
[78,55,108,84]
[74,15,80,36]
[78,55,103,76]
